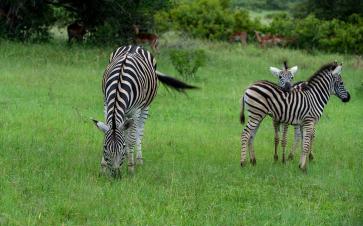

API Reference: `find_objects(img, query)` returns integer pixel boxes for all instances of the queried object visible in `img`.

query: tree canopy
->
[0,0,171,43]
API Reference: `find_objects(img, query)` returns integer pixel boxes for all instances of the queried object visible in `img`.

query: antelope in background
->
[229,31,247,45]
[67,20,87,43]
[133,24,159,52]
[254,31,292,48]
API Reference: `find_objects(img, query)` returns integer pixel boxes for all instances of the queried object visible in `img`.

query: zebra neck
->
[306,74,333,116]
[106,111,126,130]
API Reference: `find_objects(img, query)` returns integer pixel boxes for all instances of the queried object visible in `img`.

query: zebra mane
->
[283,61,288,70]
[307,62,338,83]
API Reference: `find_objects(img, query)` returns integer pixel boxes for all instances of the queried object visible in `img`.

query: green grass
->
[0,39,362,225]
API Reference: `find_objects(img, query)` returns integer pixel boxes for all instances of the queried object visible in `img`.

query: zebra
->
[92,45,196,177]
[240,62,350,171]
[268,61,302,162]
[269,61,298,92]
[271,80,317,163]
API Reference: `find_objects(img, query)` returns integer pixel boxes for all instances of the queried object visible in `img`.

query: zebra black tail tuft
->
[156,71,198,91]
[240,96,245,124]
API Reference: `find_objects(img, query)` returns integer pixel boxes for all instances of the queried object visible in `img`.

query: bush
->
[169,48,207,80]
[268,13,363,54]
[157,0,260,41]
[0,1,55,42]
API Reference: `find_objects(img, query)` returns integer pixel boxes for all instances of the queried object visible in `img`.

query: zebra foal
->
[92,45,196,177]
[268,61,301,162]
[240,62,350,171]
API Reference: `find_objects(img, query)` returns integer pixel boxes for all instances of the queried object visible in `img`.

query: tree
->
[0,0,171,43]
[0,0,55,42]
[292,0,363,21]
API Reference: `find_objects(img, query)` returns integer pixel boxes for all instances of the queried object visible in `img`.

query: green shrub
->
[268,13,363,54]
[169,48,207,80]
[157,0,260,41]
[0,1,55,42]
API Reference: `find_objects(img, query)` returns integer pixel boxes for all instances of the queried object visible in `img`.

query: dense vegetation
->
[0,37,362,225]
[1,0,362,54]
[156,0,363,54]
[0,0,170,43]
[268,13,363,54]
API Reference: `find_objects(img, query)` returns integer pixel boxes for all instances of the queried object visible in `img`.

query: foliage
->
[0,0,55,42]
[156,0,261,41]
[0,0,171,44]
[268,13,363,54]
[231,0,301,10]
[292,0,363,21]
[169,48,206,80]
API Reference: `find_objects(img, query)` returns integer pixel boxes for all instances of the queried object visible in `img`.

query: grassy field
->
[0,38,362,225]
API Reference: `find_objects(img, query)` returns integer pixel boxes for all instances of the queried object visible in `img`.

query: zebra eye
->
[122,143,126,148]
[279,75,282,79]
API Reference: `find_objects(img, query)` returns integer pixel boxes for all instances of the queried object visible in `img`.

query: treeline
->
[1,0,363,54]
[156,0,363,54]
[0,0,170,44]
[268,13,363,54]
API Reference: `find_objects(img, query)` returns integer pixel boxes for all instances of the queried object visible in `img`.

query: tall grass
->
[0,39,362,225]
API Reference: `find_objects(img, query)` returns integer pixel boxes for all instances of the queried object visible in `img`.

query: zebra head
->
[270,61,298,92]
[92,118,134,176]
[331,65,350,102]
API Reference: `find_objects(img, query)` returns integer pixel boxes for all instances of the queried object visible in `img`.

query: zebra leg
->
[299,122,314,172]
[241,119,261,167]
[135,108,148,165]
[273,120,280,161]
[248,123,261,166]
[240,126,251,167]
[288,125,301,160]
[281,123,289,163]
[126,117,138,174]
[308,128,316,160]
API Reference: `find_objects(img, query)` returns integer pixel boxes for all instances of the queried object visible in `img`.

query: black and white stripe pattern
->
[240,62,350,171]
[269,61,298,92]
[93,45,196,176]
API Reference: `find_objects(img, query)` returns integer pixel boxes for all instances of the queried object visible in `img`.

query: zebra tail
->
[240,96,245,124]
[156,71,198,91]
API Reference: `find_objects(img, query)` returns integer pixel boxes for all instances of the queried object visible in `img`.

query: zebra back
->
[102,45,158,129]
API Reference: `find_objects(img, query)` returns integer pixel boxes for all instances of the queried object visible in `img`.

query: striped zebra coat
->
[271,81,317,163]
[93,45,195,176]
[240,62,350,171]
[268,62,303,162]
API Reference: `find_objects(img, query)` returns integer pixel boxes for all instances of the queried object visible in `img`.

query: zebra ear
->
[270,67,281,77]
[119,118,134,131]
[91,118,110,133]
[289,66,298,77]
[332,65,342,75]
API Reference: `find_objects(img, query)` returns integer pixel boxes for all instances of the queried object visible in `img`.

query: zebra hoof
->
[128,165,135,174]
[288,154,294,160]
[298,164,307,173]
[274,155,278,161]
[250,158,256,166]
[309,153,314,161]
[240,161,246,167]
[136,158,144,165]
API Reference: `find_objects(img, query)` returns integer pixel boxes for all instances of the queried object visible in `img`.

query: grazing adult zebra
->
[92,45,196,177]
[240,62,350,171]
